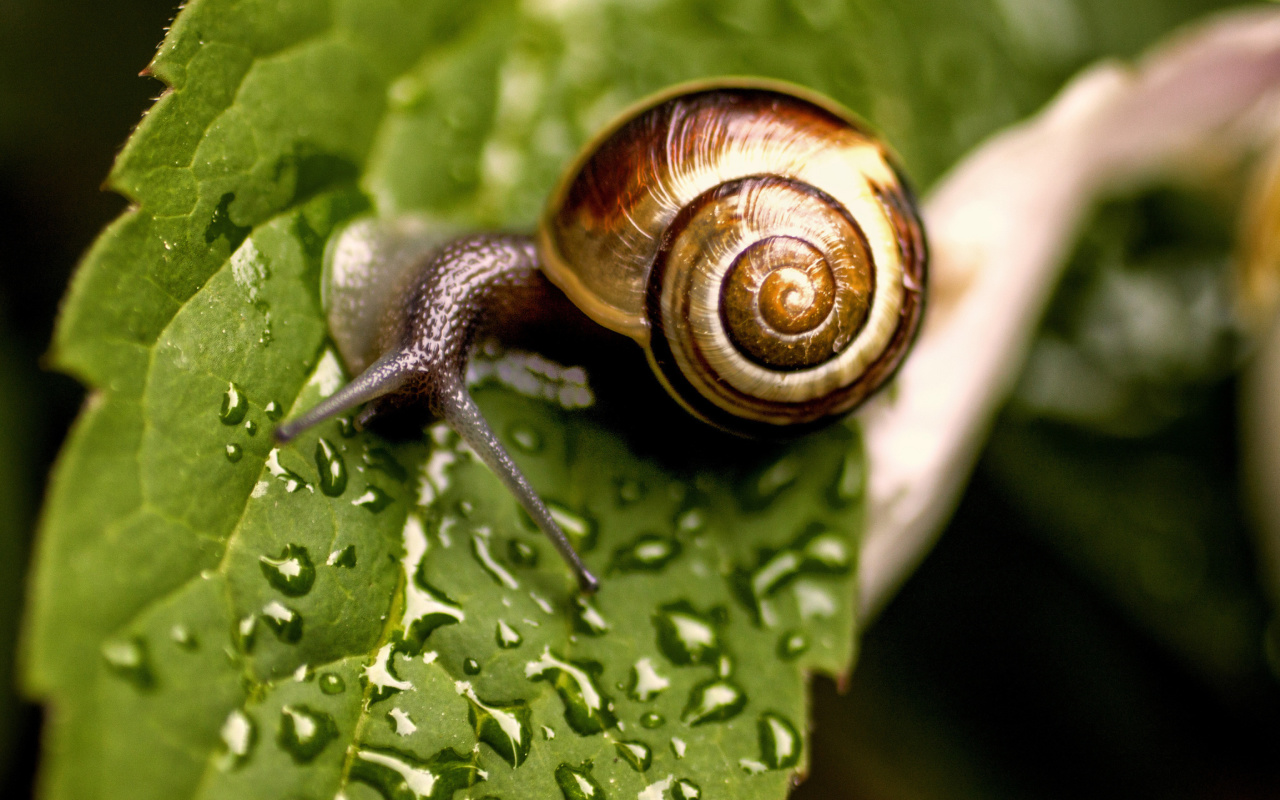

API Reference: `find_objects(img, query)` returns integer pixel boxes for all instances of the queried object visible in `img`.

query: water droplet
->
[277,705,338,763]
[389,707,418,736]
[457,681,533,767]
[169,624,198,650]
[350,746,482,800]
[101,636,154,690]
[616,478,644,505]
[327,545,357,568]
[639,712,664,729]
[314,438,348,496]
[524,503,597,552]
[674,508,706,535]
[352,485,393,512]
[218,709,256,770]
[338,416,357,437]
[572,597,609,636]
[245,420,259,436]
[778,631,809,660]
[628,658,670,702]
[401,516,465,653]
[831,448,864,506]
[293,663,312,682]
[758,712,801,769]
[472,529,519,589]
[261,601,303,644]
[364,446,408,482]
[542,725,556,740]
[749,455,800,506]
[265,448,310,493]
[554,763,604,800]
[682,679,746,726]
[235,614,257,653]
[614,740,652,772]
[259,544,316,596]
[264,400,283,421]
[318,672,346,694]
[463,658,481,675]
[734,524,852,625]
[507,539,538,567]
[673,779,701,800]
[507,423,543,453]
[653,602,723,666]
[220,382,248,425]
[363,642,414,703]
[525,647,617,735]
[611,533,681,573]
[670,738,687,759]
[496,620,522,649]
[225,444,243,463]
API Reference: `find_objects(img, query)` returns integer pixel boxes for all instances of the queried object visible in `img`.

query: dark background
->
[1,1,1277,798]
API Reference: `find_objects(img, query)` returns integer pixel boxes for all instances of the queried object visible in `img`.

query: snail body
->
[277,79,927,592]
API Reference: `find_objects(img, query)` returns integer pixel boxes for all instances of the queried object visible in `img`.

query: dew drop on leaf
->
[259,544,316,596]
[496,620,522,649]
[653,602,722,666]
[225,443,243,463]
[529,502,596,552]
[506,423,543,453]
[611,533,681,573]
[463,658,481,675]
[314,437,348,496]
[525,647,617,735]
[277,704,338,764]
[388,707,418,736]
[614,740,652,772]
[351,484,393,512]
[327,544,357,568]
[472,529,519,589]
[457,681,533,767]
[349,746,482,800]
[100,636,154,690]
[265,448,310,493]
[554,763,605,800]
[507,539,538,567]
[261,600,303,644]
[757,712,801,770]
[363,445,408,481]
[615,478,644,505]
[318,672,346,695]
[673,779,702,800]
[220,382,248,425]
[778,631,810,660]
[639,712,664,729]
[235,614,257,653]
[627,658,669,702]
[572,597,609,636]
[245,419,258,436]
[682,679,746,726]
[217,709,256,771]
[169,624,198,651]
[264,400,283,421]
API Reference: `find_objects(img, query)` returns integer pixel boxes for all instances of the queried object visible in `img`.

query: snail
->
[276,79,927,594]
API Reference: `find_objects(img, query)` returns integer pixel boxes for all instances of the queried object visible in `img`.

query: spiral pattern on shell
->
[539,82,926,434]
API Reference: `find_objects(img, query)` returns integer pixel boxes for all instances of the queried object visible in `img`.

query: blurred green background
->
[1,0,1277,798]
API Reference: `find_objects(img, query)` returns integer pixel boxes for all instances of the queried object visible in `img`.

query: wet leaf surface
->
[21,0,1242,798]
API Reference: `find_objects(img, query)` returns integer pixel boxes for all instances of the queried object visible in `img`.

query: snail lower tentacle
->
[276,233,600,593]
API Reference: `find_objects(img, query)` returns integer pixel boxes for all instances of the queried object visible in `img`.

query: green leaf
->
[22,1,1243,799]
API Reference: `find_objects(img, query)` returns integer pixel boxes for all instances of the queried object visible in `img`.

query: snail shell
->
[278,79,927,591]
[540,79,926,434]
